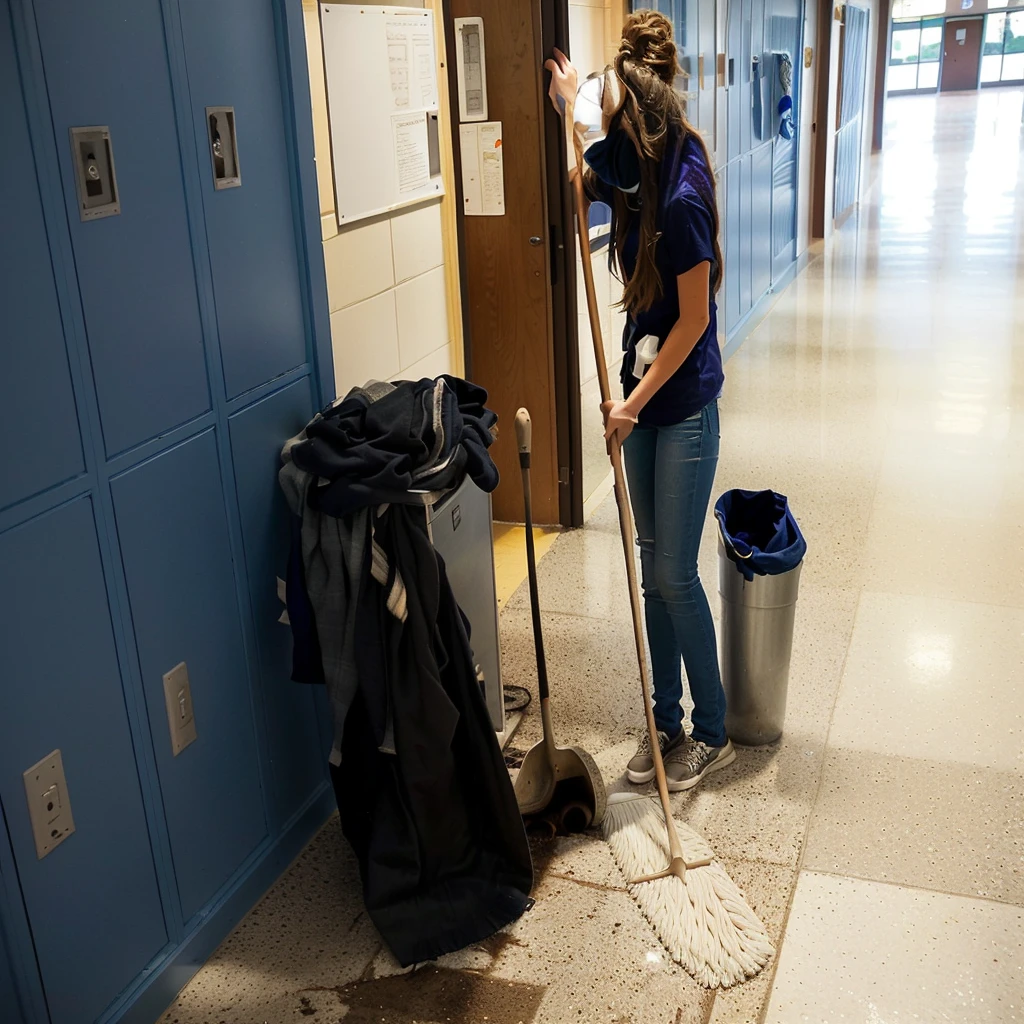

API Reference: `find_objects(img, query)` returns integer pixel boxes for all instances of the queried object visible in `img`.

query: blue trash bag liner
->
[715,488,806,581]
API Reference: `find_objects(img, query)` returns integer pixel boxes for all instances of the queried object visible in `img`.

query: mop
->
[559,75,773,989]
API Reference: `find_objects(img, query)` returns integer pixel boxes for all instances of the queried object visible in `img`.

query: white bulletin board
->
[321,4,445,225]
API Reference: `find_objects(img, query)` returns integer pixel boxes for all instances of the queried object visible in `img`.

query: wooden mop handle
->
[565,114,692,872]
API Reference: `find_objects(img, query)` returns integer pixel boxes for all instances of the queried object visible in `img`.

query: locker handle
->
[728,56,735,87]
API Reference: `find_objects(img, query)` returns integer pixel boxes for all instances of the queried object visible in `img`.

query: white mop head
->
[602,792,774,988]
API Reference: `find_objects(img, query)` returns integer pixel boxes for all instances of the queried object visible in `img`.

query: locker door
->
[750,0,767,146]
[752,142,774,300]
[111,430,267,924]
[676,0,700,124]
[727,0,744,162]
[739,152,753,317]
[740,0,754,155]
[34,1,211,458]
[0,501,168,1024]
[723,163,741,332]
[177,0,307,399]
[697,0,717,145]
[0,11,83,514]
[0,918,26,1024]
[769,0,802,280]
[228,380,326,823]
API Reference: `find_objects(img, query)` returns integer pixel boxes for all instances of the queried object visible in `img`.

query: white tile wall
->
[324,204,452,387]
[402,343,454,382]
[391,201,445,283]
[395,265,449,371]
[330,290,401,395]
[306,0,451,389]
[324,219,394,312]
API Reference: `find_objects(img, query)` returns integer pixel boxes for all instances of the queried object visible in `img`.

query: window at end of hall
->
[889,6,943,94]
[982,8,1024,84]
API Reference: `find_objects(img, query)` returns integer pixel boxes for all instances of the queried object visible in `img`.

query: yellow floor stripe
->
[492,523,559,610]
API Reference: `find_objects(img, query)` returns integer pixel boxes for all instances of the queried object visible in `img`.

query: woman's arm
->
[603,260,712,441]
[545,50,585,148]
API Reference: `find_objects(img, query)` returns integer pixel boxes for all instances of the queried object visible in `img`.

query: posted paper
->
[459,121,505,216]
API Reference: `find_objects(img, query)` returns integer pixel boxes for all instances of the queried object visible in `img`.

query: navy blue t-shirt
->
[588,133,724,427]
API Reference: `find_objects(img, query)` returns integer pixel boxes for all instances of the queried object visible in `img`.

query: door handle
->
[529,235,543,246]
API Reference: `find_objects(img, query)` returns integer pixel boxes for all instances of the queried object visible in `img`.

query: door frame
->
[542,0,583,527]
[810,0,834,237]
[445,0,575,526]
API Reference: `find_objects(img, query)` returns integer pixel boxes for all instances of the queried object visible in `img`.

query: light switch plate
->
[163,661,197,756]
[23,749,75,860]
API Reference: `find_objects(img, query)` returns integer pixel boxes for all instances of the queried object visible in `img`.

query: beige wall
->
[300,0,462,397]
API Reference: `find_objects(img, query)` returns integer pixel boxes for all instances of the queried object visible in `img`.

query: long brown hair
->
[592,10,723,317]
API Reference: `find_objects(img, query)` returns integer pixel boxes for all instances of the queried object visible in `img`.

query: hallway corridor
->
[158,91,1024,1023]
[717,86,1024,1021]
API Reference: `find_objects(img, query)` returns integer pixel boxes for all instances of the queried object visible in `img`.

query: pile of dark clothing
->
[279,376,533,966]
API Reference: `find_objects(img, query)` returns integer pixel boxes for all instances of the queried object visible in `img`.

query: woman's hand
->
[544,48,578,116]
[601,400,638,447]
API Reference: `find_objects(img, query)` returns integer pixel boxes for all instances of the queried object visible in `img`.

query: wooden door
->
[941,18,983,92]
[449,0,561,524]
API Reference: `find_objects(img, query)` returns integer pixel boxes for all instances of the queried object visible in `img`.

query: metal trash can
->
[715,489,806,746]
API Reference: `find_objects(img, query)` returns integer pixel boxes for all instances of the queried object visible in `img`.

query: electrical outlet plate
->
[23,749,75,860]
[163,661,197,756]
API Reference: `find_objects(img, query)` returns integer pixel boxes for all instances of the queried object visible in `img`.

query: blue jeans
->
[623,401,727,746]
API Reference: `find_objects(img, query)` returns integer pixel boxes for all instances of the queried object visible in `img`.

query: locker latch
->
[206,106,241,190]
[69,126,120,221]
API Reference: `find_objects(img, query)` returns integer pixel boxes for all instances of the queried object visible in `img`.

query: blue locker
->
[739,153,753,317]
[676,0,699,114]
[0,17,83,512]
[740,0,754,155]
[228,380,326,823]
[697,0,716,136]
[1,0,332,1018]
[0,499,168,1024]
[752,0,769,144]
[0,912,26,1024]
[34,1,211,458]
[752,143,774,301]
[178,0,307,400]
[727,0,744,162]
[769,8,800,278]
[111,430,267,923]
[723,164,741,333]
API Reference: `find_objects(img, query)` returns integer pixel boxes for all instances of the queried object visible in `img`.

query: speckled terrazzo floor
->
[159,92,1024,1024]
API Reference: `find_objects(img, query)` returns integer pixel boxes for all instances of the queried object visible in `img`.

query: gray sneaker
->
[665,738,736,792]
[627,729,686,784]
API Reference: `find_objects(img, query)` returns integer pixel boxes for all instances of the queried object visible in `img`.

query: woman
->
[546,10,733,791]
